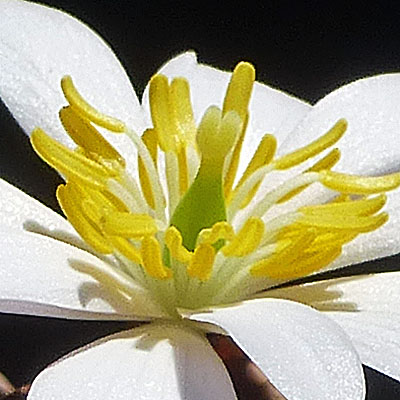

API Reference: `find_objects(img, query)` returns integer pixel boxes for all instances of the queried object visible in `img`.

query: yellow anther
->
[262,245,342,280]
[229,134,277,208]
[235,134,277,191]
[138,129,158,209]
[320,170,400,194]
[309,231,357,248]
[187,243,216,282]
[141,236,172,280]
[308,148,341,172]
[297,212,388,233]
[85,188,118,212]
[149,75,195,153]
[274,119,347,170]
[169,77,197,144]
[222,217,265,257]
[101,212,158,238]
[223,114,249,199]
[80,198,103,226]
[107,236,142,265]
[278,225,357,247]
[31,128,117,188]
[61,76,125,132]
[59,106,125,166]
[149,74,177,151]
[177,147,189,195]
[165,226,193,263]
[296,246,342,275]
[277,148,341,204]
[57,184,112,254]
[222,62,255,199]
[80,187,130,228]
[99,189,129,213]
[251,231,316,278]
[299,194,387,216]
[198,221,234,245]
[223,61,255,122]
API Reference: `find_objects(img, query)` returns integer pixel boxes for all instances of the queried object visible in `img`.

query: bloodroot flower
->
[1,1,400,399]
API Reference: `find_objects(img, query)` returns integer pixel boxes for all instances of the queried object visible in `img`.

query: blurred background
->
[1,0,400,398]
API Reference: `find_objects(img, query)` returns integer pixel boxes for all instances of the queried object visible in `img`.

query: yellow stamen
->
[100,189,129,213]
[223,114,249,199]
[141,236,172,279]
[149,74,176,151]
[198,222,234,245]
[320,170,400,194]
[149,75,195,152]
[31,128,117,188]
[169,77,197,144]
[277,148,341,204]
[138,128,158,209]
[187,243,216,282]
[107,236,142,265]
[101,212,158,238]
[222,217,265,257]
[56,184,112,254]
[307,231,357,248]
[251,231,316,278]
[164,226,193,263]
[59,106,125,166]
[223,62,255,199]
[223,61,255,122]
[83,187,122,215]
[61,76,125,132]
[231,134,277,208]
[262,246,342,280]
[297,212,388,233]
[177,146,189,195]
[299,194,386,216]
[274,119,347,170]
[235,134,277,191]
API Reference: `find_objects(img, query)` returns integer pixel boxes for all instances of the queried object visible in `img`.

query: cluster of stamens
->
[30,62,400,315]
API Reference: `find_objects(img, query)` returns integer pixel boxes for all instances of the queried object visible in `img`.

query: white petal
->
[269,273,400,382]
[0,229,165,319]
[322,273,400,381]
[279,73,400,175]
[190,298,365,400]
[28,324,237,400]
[0,0,146,164]
[142,52,311,169]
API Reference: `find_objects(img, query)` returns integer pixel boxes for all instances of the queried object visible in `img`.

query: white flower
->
[1,1,400,399]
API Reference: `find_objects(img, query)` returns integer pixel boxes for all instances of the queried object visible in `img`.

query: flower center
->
[30,62,400,315]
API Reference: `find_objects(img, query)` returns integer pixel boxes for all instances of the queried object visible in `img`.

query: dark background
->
[1,0,400,398]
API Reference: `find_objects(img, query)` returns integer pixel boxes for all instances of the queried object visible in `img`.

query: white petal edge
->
[28,323,237,400]
[0,0,146,166]
[0,228,165,320]
[267,272,400,381]
[190,298,365,400]
[141,52,311,171]
[279,73,400,175]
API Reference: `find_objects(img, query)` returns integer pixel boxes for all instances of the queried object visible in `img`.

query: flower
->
[1,1,400,399]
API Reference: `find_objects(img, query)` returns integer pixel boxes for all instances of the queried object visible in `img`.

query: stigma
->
[30,62,400,315]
